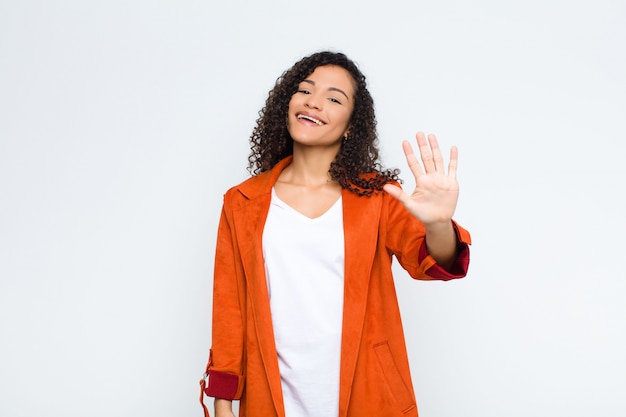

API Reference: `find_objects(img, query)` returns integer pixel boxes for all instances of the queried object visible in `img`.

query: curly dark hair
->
[247,51,400,196]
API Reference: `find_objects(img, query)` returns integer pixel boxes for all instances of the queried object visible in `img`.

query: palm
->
[383,132,459,224]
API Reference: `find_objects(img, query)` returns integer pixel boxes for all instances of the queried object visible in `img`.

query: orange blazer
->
[203,156,471,417]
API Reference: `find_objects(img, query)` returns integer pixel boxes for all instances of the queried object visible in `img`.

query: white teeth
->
[297,114,324,125]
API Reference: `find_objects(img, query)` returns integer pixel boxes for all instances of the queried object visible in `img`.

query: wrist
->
[215,398,233,413]
[423,219,453,233]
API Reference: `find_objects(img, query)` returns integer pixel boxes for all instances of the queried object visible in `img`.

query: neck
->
[284,144,340,186]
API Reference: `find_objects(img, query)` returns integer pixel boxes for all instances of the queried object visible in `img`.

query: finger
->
[448,146,458,178]
[383,183,409,205]
[416,132,435,173]
[401,140,423,178]
[427,134,444,172]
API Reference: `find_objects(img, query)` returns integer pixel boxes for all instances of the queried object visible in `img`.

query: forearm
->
[215,399,235,417]
[424,220,458,270]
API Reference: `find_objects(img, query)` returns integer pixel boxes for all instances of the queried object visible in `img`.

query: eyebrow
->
[301,79,350,101]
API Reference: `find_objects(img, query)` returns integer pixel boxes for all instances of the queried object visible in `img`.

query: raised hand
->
[383,132,459,225]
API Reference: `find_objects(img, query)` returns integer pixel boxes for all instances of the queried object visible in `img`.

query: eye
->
[297,89,311,94]
[328,97,342,104]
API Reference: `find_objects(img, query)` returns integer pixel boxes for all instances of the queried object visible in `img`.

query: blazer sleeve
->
[205,199,246,400]
[383,187,471,281]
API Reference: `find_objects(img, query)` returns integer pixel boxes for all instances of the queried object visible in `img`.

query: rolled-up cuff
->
[204,369,245,400]
[422,244,470,280]
[419,221,471,280]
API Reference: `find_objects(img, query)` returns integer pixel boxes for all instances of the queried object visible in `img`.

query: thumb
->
[383,183,406,202]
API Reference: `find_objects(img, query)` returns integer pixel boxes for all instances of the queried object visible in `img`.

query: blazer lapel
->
[338,189,382,417]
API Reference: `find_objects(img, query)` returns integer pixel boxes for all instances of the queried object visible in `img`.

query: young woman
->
[200,51,471,417]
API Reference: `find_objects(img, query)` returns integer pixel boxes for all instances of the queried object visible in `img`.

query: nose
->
[304,92,322,110]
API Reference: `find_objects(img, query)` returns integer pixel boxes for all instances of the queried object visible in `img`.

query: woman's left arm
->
[383,132,460,269]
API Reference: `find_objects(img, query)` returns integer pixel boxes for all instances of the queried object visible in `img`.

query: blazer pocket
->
[373,341,416,414]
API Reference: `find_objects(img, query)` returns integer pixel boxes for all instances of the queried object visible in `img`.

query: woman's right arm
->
[206,201,246,404]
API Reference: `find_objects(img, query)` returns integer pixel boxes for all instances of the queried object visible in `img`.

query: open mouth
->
[296,114,325,126]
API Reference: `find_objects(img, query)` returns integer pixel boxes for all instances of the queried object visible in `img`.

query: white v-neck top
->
[262,188,345,417]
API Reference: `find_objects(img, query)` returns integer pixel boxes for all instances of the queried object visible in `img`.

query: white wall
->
[1,0,624,416]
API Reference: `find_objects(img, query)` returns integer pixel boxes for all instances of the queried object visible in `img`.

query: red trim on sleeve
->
[421,243,470,280]
[418,221,471,281]
[204,370,244,400]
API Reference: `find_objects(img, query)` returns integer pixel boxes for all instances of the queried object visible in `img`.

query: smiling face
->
[287,65,356,151]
